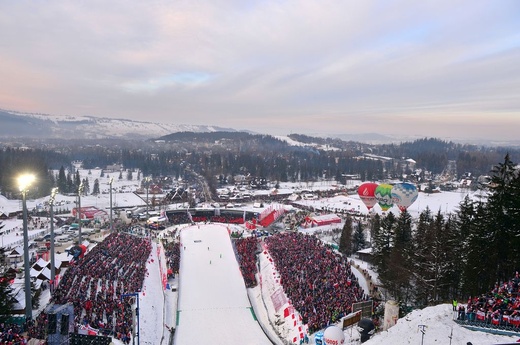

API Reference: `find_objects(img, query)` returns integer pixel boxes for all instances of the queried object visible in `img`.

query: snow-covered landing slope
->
[175,224,271,345]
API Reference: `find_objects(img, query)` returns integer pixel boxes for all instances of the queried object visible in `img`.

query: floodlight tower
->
[18,173,35,321]
[77,182,84,244]
[109,177,114,232]
[49,187,58,290]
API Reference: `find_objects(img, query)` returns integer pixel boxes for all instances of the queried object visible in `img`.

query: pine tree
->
[352,220,366,253]
[453,195,476,298]
[486,154,520,282]
[82,178,90,195]
[369,214,381,248]
[92,179,100,195]
[372,212,397,286]
[462,201,493,295]
[441,215,461,300]
[339,215,353,256]
[127,169,133,181]
[0,246,14,322]
[66,172,74,194]
[57,166,67,194]
[74,170,81,190]
[380,210,413,304]
[413,210,455,305]
[46,169,56,195]
[118,170,123,180]
[412,207,433,307]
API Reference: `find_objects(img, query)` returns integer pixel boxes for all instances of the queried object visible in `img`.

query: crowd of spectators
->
[0,322,27,344]
[460,272,520,328]
[28,232,152,343]
[167,208,261,226]
[190,215,244,224]
[234,237,259,288]
[167,213,192,225]
[265,232,368,334]
[162,237,181,278]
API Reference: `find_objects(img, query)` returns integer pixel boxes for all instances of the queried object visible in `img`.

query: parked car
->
[57,237,70,243]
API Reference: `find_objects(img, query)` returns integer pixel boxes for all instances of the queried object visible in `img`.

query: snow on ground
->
[137,240,166,345]
[174,224,271,345]
[2,173,518,344]
[363,304,519,345]
[293,189,479,219]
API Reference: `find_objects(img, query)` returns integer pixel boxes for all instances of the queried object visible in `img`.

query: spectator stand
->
[251,232,370,344]
[27,232,152,344]
[454,272,520,336]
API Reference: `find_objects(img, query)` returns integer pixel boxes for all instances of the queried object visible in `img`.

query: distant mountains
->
[0,109,236,140]
[1,109,518,147]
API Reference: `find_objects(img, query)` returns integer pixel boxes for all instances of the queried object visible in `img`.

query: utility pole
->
[109,177,114,232]
[49,187,58,291]
[144,177,151,219]
[77,182,84,244]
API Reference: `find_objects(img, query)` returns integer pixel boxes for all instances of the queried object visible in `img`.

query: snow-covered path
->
[138,241,165,345]
[174,224,271,344]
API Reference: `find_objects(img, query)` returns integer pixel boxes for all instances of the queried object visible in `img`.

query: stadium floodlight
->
[18,173,35,321]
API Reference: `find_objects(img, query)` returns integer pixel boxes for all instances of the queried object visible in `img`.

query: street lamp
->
[49,187,58,292]
[144,177,151,219]
[109,177,114,232]
[18,173,35,321]
[77,182,84,244]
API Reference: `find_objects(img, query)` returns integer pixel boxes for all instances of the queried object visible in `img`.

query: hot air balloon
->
[375,183,393,211]
[357,182,378,211]
[391,182,418,212]
[323,325,345,345]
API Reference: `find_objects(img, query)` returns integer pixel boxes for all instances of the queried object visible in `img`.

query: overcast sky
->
[1,0,519,141]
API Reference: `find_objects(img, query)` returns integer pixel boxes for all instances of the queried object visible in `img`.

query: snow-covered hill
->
[3,108,520,147]
[0,109,237,139]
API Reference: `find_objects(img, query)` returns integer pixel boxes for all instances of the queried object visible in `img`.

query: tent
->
[302,214,341,228]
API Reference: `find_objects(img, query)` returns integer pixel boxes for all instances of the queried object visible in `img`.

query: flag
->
[87,325,99,335]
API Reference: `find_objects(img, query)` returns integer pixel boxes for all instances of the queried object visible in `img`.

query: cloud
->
[0,0,519,140]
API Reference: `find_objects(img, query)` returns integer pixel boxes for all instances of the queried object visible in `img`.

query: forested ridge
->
[0,133,519,199]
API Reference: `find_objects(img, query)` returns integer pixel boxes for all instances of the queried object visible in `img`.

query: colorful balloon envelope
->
[375,183,394,211]
[323,325,345,345]
[391,182,418,211]
[357,182,378,210]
